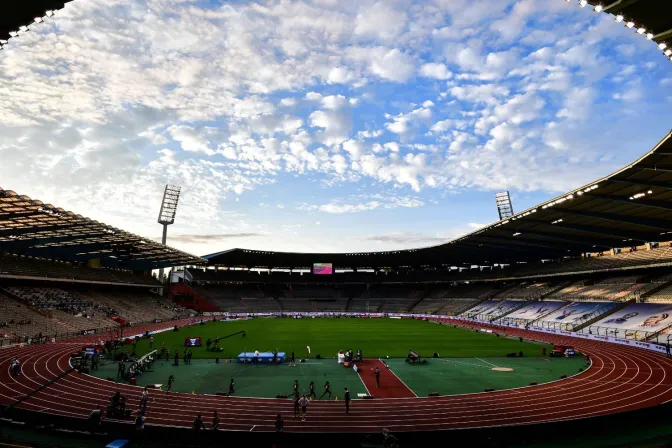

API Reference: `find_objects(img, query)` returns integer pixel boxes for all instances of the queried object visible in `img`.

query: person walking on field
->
[167,374,174,391]
[344,387,351,414]
[375,367,381,387]
[298,394,309,421]
[211,410,219,430]
[290,350,296,367]
[227,378,235,397]
[293,391,300,418]
[320,381,332,399]
[309,381,316,400]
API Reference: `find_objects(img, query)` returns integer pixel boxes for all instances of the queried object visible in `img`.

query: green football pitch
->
[128,317,552,360]
[92,318,586,397]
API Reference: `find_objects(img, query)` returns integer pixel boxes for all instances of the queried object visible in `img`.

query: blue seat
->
[106,440,129,448]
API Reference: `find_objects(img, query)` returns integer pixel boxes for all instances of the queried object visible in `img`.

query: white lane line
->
[475,357,499,368]
[381,359,418,398]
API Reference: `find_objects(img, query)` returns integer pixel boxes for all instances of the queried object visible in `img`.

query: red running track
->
[357,359,416,399]
[3,318,672,433]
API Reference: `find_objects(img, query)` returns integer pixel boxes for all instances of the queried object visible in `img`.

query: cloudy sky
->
[1,0,672,256]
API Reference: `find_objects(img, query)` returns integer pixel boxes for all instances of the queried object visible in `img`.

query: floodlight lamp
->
[646,33,654,40]
[34,17,43,23]
[625,22,635,28]
[0,40,6,44]
[579,0,588,7]
[593,4,602,13]
[660,43,668,50]
[615,15,624,22]
[46,10,54,17]
[636,28,645,35]
[9,31,17,37]
[666,49,672,56]
[157,184,181,225]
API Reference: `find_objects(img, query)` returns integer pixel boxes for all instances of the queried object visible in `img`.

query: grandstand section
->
[583,303,672,340]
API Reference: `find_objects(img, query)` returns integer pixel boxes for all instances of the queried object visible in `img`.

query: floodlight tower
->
[157,185,181,290]
[495,191,514,220]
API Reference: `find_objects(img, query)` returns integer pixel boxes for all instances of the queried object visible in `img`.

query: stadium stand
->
[0,253,160,286]
[583,303,672,340]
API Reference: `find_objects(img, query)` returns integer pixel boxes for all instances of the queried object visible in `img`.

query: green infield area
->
[91,318,580,397]
[386,356,586,396]
[126,317,551,360]
[94,358,368,398]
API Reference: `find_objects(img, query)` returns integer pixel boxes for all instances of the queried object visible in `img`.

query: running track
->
[2,318,672,433]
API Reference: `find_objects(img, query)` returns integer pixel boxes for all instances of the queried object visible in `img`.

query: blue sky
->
[1,0,671,255]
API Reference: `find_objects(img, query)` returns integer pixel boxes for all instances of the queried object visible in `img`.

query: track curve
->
[2,318,672,433]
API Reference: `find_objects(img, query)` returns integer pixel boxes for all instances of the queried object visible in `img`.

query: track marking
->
[474,357,499,368]
[355,366,372,396]
[381,359,418,398]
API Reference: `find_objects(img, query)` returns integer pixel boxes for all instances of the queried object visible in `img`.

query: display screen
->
[313,263,333,275]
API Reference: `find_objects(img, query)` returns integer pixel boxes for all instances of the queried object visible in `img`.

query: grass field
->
[129,317,551,360]
[95,318,575,398]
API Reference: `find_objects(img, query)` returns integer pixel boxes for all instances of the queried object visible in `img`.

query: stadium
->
[3,0,672,447]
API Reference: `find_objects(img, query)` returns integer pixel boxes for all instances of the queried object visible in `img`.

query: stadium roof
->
[205,129,672,269]
[1,1,671,56]
[0,188,206,270]
[0,1,73,43]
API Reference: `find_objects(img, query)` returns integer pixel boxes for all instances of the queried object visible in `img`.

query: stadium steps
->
[526,301,571,327]
[406,287,431,313]
[490,300,536,322]
[539,281,574,299]
[572,299,635,332]
[274,296,284,310]
[646,322,672,343]
[639,280,672,302]
[452,297,490,316]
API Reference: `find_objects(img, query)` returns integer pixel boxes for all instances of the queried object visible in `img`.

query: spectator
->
[192,414,204,431]
[275,414,284,432]
[88,406,103,431]
[135,413,145,430]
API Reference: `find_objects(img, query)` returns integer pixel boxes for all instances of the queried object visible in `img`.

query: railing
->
[584,325,655,341]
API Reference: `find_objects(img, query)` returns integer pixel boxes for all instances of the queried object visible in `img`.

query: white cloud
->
[0,0,670,255]
[299,195,424,213]
[419,63,452,80]
[354,2,408,42]
[369,48,415,82]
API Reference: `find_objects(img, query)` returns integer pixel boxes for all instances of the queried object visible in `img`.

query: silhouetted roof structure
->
[0,188,205,270]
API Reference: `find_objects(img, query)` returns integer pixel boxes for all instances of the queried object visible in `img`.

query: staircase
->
[490,300,536,322]
[572,299,635,332]
[169,283,220,312]
[274,296,285,311]
[526,302,571,327]
[345,295,353,311]
[450,297,489,316]
[646,321,672,343]
[640,280,672,301]
[406,287,431,313]
[540,281,574,299]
